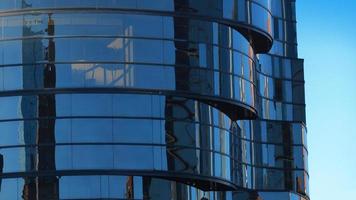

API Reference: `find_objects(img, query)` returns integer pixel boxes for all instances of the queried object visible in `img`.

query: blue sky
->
[297,1,356,199]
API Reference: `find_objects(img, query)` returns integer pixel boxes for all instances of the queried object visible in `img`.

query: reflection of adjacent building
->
[71,63,134,87]
[125,176,134,199]
[21,15,43,200]
[21,13,59,200]
[70,27,134,87]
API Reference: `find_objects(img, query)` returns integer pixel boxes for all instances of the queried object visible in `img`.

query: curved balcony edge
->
[0,88,258,120]
[0,170,240,191]
[0,6,273,53]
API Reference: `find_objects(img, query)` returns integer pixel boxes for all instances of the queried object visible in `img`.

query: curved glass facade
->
[0,0,308,200]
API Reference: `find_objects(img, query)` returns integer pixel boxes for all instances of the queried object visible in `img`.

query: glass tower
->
[0,0,308,200]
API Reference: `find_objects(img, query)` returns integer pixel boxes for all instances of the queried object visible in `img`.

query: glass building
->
[0,0,307,200]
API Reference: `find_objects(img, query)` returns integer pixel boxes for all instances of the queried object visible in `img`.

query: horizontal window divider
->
[241,139,307,150]
[0,169,239,190]
[0,135,307,153]
[0,87,258,119]
[0,5,272,19]
[0,115,235,133]
[0,117,238,133]
[256,69,305,83]
[253,119,307,128]
[0,170,311,200]
[257,114,307,125]
[0,61,257,85]
[257,95,306,106]
[0,113,307,131]
[0,115,164,122]
[273,38,298,46]
[0,160,309,178]
[0,117,307,149]
[0,35,256,60]
[258,53,303,61]
[0,142,308,173]
[272,15,298,24]
[0,92,308,130]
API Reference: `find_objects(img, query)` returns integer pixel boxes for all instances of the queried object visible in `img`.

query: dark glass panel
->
[114,145,154,170]
[72,145,114,169]
[292,81,306,104]
[71,94,113,116]
[72,119,113,143]
[258,192,290,200]
[113,94,163,118]
[113,119,162,144]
